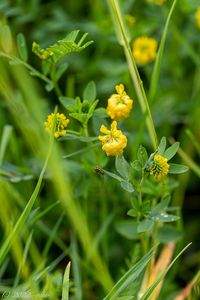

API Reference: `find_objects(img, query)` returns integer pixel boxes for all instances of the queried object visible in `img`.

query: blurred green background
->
[0,0,200,299]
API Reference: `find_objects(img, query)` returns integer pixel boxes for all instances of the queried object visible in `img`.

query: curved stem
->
[0,51,52,85]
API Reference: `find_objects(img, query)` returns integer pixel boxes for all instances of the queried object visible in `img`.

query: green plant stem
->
[138,177,144,211]
[107,0,158,150]
[137,176,148,254]
[54,81,62,97]
[83,123,89,137]
[0,51,52,85]
[50,64,63,97]
[66,130,80,135]
[0,51,62,98]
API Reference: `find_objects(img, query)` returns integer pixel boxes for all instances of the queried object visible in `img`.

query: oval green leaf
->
[169,163,189,174]
[163,142,180,160]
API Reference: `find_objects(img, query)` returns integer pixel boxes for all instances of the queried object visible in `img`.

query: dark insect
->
[94,167,105,175]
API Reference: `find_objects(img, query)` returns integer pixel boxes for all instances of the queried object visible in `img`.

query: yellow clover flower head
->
[146,0,166,5]
[107,84,133,121]
[132,37,158,65]
[150,154,169,181]
[44,113,69,138]
[195,8,200,29]
[98,121,127,156]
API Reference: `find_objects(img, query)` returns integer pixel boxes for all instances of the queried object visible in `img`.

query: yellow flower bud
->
[44,113,69,138]
[107,84,133,121]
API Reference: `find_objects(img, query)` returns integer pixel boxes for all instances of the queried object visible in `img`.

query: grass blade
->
[71,233,82,300]
[61,262,71,300]
[13,231,33,287]
[149,0,177,103]
[0,133,54,265]
[107,0,158,150]
[103,247,155,300]
[140,243,192,300]
[0,125,12,165]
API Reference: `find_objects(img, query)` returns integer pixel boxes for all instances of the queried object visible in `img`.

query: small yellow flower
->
[146,0,166,5]
[44,113,69,138]
[150,154,169,181]
[98,121,127,156]
[132,37,158,65]
[107,84,133,121]
[195,8,200,29]
[32,42,54,60]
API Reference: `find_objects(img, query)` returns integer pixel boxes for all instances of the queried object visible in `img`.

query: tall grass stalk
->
[107,0,158,150]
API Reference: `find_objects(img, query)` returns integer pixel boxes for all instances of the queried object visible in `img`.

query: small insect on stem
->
[94,167,105,175]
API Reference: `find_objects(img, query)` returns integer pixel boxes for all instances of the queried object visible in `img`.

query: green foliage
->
[0,125,12,165]
[83,81,96,104]
[115,220,139,240]
[103,247,155,300]
[115,155,131,180]
[137,219,154,233]
[137,145,148,167]
[157,226,182,243]
[32,30,93,64]
[149,0,177,103]
[140,243,192,300]
[163,142,180,160]
[0,0,199,299]
[17,33,28,62]
[0,131,54,265]
[61,262,71,300]
[157,137,167,155]
[169,163,189,174]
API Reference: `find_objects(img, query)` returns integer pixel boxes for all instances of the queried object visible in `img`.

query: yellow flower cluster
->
[146,0,166,5]
[44,113,69,138]
[106,84,133,121]
[150,154,169,181]
[132,37,158,65]
[98,121,127,156]
[32,42,54,60]
[195,8,200,29]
